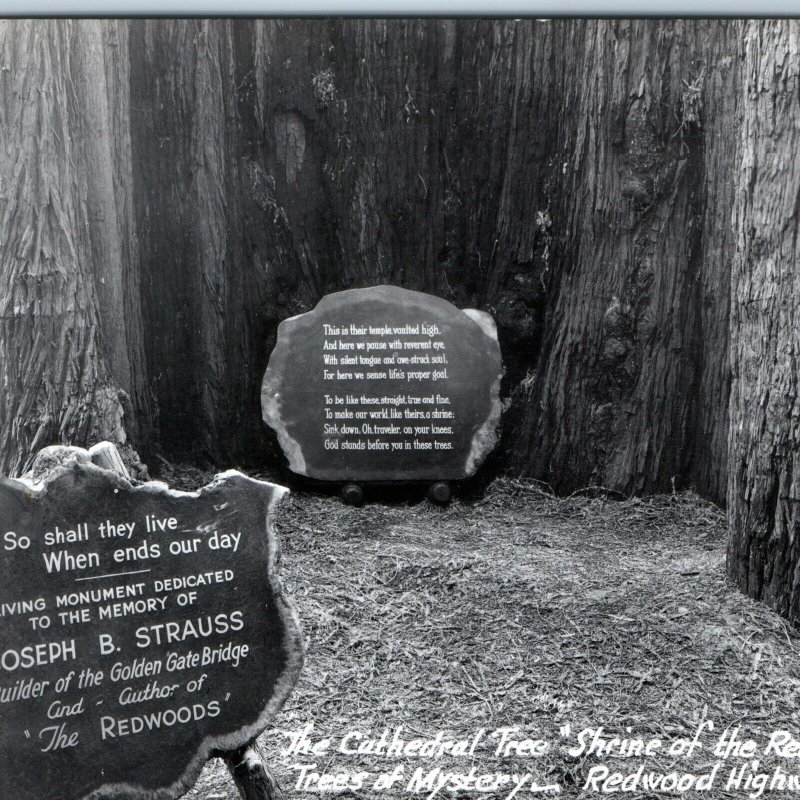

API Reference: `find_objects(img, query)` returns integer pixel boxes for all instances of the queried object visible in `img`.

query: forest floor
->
[174,477,800,800]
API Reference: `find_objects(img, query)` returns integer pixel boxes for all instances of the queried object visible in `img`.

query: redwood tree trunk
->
[128,19,738,500]
[0,20,145,477]
[726,20,800,622]
[691,23,740,503]
[509,20,736,498]
[0,19,742,504]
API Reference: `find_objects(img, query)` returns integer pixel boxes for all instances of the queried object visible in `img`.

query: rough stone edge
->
[463,309,504,475]
[463,307,496,341]
[261,315,308,476]
[261,287,504,481]
[6,445,304,800]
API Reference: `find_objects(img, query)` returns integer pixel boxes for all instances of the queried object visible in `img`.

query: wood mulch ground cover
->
[176,477,800,800]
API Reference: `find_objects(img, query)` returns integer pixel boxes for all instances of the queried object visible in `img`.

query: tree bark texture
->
[726,20,800,621]
[0,19,748,505]
[516,21,739,499]
[0,20,151,477]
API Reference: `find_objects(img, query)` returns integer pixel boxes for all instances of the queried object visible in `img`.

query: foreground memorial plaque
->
[0,461,303,800]
[262,285,502,482]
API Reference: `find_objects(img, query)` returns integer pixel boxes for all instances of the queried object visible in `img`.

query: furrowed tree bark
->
[242,19,736,500]
[726,20,800,622]
[131,19,279,466]
[0,20,142,476]
[690,22,741,503]
[2,19,742,503]
[75,20,154,450]
[509,20,734,498]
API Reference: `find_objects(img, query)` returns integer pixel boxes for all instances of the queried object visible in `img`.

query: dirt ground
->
[177,479,800,800]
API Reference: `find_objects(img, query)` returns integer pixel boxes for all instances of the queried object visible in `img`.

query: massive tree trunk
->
[187,18,735,500]
[0,19,742,504]
[726,20,800,622]
[509,20,735,498]
[0,20,147,477]
[691,23,740,503]
[131,19,248,464]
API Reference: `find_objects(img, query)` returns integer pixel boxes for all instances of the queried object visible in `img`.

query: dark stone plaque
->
[262,285,502,482]
[0,462,303,800]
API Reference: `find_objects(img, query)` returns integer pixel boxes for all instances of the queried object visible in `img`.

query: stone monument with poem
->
[261,285,503,484]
